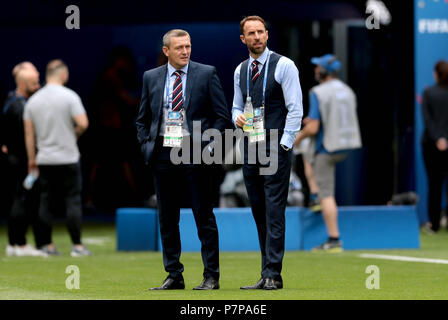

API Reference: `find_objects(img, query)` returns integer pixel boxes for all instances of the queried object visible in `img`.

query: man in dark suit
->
[136,29,231,290]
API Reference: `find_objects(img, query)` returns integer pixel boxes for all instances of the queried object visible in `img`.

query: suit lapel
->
[184,61,197,110]
[153,65,168,121]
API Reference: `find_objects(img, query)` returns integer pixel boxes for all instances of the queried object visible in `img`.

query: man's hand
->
[235,114,247,129]
[302,116,311,126]
[436,137,448,151]
[28,158,38,173]
[1,145,7,154]
[293,118,320,149]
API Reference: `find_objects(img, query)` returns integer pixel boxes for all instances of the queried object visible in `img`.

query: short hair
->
[46,59,68,78]
[12,61,34,80]
[16,68,37,84]
[240,15,267,35]
[162,29,190,48]
[435,60,448,87]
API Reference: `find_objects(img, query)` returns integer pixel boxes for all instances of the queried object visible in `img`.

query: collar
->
[13,90,26,100]
[168,62,189,77]
[249,47,269,66]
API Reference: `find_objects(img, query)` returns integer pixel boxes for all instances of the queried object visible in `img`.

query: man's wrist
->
[232,109,243,128]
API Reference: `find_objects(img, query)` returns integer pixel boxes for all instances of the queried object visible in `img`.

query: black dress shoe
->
[274,279,283,289]
[240,278,283,290]
[240,278,265,290]
[263,278,278,290]
[193,277,220,290]
[150,276,185,290]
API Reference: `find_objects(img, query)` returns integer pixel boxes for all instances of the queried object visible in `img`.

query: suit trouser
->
[242,140,292,279]
[423,141,448,231]
[38,163,83,245]
[7,154,44,247]
[151,137,220,280]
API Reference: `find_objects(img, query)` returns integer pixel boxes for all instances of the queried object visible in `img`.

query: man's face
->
[163,35,191,69]
[314,65,324,83]
[21,71,40,98]
[240,20,268,56]
[26,73,40,96]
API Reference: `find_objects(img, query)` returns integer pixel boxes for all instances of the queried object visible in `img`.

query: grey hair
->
[162,29,190,47]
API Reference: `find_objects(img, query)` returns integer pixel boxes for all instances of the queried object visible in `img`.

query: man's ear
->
[162,46,169,57]
[240,35,246,45]
[266,30,269,41]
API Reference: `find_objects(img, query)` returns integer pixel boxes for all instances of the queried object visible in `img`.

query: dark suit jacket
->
[136,60,231,165]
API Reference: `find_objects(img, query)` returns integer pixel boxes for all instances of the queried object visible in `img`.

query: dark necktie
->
[172,70,183,111]
[251,60,260,83]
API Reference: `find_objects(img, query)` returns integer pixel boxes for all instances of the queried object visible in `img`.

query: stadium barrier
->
[116,206,420,251]
[116,208,158,251]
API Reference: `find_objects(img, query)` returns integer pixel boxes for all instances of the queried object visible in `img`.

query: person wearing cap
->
[294,54,361,252]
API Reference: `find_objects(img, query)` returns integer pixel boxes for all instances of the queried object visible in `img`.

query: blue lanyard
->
[246,50,270,106]
[164,69,186,110]
[3,94,26,115]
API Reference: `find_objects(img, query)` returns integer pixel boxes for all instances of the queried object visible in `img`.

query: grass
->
[1,223,448,300]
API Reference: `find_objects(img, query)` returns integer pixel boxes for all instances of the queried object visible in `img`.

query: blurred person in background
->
[86,46,140,212]
[1,62,46,256]
[294,54,362,252]
[421,60,448,233]
[23,59,91,257]
[293,125,321,212]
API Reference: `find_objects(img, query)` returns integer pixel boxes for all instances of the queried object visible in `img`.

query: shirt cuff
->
[280,131,297,149]
[232,109,243,128]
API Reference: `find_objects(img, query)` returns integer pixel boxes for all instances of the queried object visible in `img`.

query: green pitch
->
[1,223,448,300]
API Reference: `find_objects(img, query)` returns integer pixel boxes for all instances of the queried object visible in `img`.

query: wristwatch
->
[280,144,290,151]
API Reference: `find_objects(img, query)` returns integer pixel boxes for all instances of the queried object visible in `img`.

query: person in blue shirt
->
[232,15,303,290]
[294,54,362,252]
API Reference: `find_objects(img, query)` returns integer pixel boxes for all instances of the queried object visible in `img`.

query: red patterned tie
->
[251,60,260,83]
[172,70,183,111]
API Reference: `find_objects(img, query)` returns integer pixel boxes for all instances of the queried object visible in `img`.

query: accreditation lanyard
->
[246,50,271,104]
[246,51,270,143]
[163,70,185,147]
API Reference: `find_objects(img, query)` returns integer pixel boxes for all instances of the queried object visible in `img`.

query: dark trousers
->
[7,155,44,247]
[242,138,292,279]
[38,163,83,245]
[423,141,448,231]
[151,137,220,280]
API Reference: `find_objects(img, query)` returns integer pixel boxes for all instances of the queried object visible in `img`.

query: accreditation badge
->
[249,105,265,143]
[163,110,184,147]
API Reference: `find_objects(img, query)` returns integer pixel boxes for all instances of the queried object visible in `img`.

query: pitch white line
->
[82,237,111,246]
[359,253,448,265]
